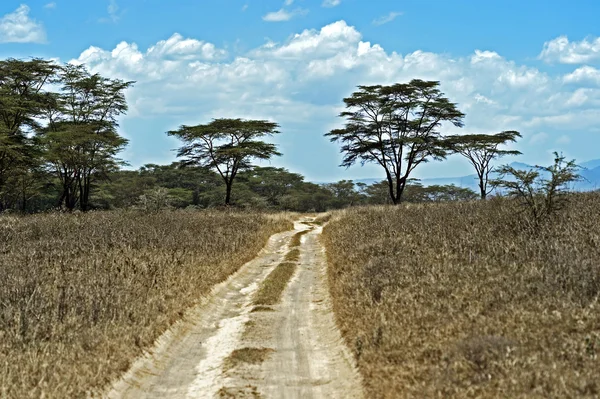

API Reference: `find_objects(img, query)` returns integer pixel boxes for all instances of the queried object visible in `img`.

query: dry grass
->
[0,209,291,399]
[322,193,600,398]
[250,306,274,313]
[251,229,310,307]
[223,347,275,371]
[311,214,331,226]
[284,248,301,262]
[217,384,262,398]
[289,229,310,247]
[253,262,297,306]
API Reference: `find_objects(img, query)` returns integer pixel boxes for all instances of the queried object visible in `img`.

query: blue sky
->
[1,0,599,182]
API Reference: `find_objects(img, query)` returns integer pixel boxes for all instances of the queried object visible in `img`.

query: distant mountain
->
[581,159,600,170]
[320,159,600,192]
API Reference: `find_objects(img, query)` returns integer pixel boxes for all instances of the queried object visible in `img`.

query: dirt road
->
[105,218,363,399]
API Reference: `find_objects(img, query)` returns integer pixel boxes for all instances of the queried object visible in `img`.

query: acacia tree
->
[168,118,281,205]
[326,80,465,204]
[40,64,133,211]
[0,58,60,210]
[446,131,521,199]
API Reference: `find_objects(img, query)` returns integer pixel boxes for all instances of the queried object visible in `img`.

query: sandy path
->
[105,218,362,399]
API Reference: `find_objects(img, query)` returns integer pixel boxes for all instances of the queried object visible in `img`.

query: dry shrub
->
[322,193,600,398]
[0,209,291,398]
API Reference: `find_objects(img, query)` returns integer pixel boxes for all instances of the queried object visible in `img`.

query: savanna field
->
[323,193,600,398]
[0,210,291,398]
[2,194,600,398]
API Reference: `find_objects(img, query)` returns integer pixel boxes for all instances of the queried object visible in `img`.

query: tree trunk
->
[79,173,91,212]
[478,174,487,200]
[65,184,77,211]
[395,176,407,205]
[225,181,233,206]
[385,171,398,205]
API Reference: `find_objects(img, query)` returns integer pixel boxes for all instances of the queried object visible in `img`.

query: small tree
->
[326,80,465,204]
[493,152,580,228]
[168,118,281,206]
[137,187,173,212]
[447,131,522,199]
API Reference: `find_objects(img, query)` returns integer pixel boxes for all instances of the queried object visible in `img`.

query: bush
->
[494,152,580,229]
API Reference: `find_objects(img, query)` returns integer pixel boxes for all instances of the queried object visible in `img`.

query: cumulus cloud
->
[322,0,341,7]
[539,35,600,64]
[71,20,600,172]
[0,4,47,43]
[563,66,600,85]
[373,11,402,26]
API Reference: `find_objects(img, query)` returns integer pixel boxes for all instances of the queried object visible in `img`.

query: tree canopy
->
[168,118,281,205]
[447,131,521,199]
[326,79,465,204]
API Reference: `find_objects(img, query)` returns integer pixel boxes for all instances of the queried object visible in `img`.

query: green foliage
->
[39,64,134,211]
[326,79,465,204]
[0,58,60,211]
[0,58,133,212]
[0,57,581,215]
[168,118,281,205]
[493,152,581,228]
[447,131,522,199]
[404,182,478,202]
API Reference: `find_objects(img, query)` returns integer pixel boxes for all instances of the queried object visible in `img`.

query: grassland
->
[0,210,291,398]
[322,193,600,398]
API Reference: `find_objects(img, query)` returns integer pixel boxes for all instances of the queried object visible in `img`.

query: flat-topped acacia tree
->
[168,118,281,206]
[446,131,522,199]
[326,79,465,204]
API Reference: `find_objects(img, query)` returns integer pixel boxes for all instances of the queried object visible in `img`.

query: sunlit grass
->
[0,209,291,398]
[323,193,600,398]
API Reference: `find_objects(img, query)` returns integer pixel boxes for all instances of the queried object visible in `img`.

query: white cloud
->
[253,21,362,59]
[0,5,46,43]
[262,8,307,22]
[563,66,600,85]
[70,20,600,171]
[147,33,227,60]
[322,0,341,7]
[539,35,600,64]
[556,135,571,145]
[44,2,56,9]
[373,11,402,26]
[241,4,248,11]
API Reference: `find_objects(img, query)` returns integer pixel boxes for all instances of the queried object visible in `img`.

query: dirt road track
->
[104,218,363,399]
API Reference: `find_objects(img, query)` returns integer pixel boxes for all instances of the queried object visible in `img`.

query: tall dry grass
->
[322,193,600,398]
[0,210,291,398]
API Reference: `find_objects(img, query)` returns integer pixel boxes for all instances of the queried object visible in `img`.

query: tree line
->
[0,58,581,213]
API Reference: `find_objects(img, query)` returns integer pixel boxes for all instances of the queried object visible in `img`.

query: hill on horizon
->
[318,159,600,192]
